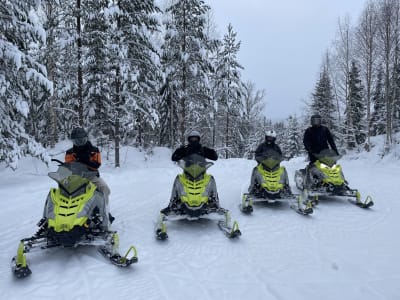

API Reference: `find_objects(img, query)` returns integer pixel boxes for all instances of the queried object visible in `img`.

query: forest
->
[1,0,400,168]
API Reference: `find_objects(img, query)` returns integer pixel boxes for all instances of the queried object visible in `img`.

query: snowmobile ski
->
[155,208,241,240]
[98,245,138,267]
[348,195,374,209]
[290,194,313,215]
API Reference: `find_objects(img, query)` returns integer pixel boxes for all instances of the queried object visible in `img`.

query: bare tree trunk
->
[115,65,120,168]
[46,1,58,147]
[77,0,83,126]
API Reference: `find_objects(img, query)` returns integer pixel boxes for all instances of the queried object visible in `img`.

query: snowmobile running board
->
[240,193,313,216]
[302,189,374,209]
[155,209,241,240]
[11,231,138,278]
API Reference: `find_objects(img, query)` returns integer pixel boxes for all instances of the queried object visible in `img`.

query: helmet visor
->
[188,136,200,144]
[265,136,276,143]
[311,117,322,126]
[72,137,88,146]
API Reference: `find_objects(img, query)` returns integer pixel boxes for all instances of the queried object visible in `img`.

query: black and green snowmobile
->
[156,154,241,240]
[294,149,373,208]
[240,149,313,215]
[11,159,138,278]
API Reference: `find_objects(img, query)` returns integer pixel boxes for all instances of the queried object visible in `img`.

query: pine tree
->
[0,0,51,168]
[83,0,110,144]
[161,0,213,145]
[310,67,337,133]
[106,0,160,166]
[370,68,386,136]
[346,61,365,148]
[214,23,244,158]
[285,115,301,159]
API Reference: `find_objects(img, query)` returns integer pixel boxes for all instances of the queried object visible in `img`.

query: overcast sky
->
[204,0,368,121]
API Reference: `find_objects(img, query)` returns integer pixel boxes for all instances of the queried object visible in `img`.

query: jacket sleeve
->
[65,151,77,163]
[202,147,218,161]
[254,144,264,162]
[275,144,283,156]
[326,128,339,154]
[87,150,101,170]
[303,129,311,153]
[171,146,187,161]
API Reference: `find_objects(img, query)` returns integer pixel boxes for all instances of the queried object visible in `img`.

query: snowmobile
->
[240,149,313,215]
[294,149,373,208]
[156,154,241,240]
[11,159,138,278]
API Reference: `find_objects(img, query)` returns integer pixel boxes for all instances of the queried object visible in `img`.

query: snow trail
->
[1,147,399,300]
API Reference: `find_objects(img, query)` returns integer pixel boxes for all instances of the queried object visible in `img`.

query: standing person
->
[65,128,111,208]
[161,130,219,214]
[248,130,290,194]
[303,114,339,164]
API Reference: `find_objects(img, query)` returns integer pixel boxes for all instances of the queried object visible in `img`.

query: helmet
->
[70,127,88,146]
[265,130,276,144]
[311,114,322,126]
[187,130,201,145]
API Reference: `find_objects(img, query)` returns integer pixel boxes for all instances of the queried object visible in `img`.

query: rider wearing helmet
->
[171,130,218,161]
[248,130,289,195]
[65,127,111,208]
[162,130,219,214]
[254,130,282,163]
[303,114,339,163]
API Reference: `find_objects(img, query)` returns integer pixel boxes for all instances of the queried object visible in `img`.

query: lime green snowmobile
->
[11,160,138,278]
[294,149,373,208]
[240,149,312,215]
[156,154,241,240]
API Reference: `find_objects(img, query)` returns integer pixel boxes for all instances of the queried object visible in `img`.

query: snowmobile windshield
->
[313,149,342,167]
[178,153,213,179]
[48,161,98,184]
[256,149,283,169]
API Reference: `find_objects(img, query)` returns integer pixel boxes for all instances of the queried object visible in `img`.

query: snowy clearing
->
[1,145,399,300]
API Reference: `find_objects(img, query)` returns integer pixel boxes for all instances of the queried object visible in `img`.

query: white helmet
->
[265,130,277,143]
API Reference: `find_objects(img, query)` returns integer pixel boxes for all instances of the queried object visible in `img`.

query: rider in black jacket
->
[248,130,290,195]
[171,131,218,161]
[161,130,220,214]
[254,130,283,162]
[303,114,339,163]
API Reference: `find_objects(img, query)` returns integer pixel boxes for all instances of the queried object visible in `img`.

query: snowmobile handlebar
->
[51,158,65,165]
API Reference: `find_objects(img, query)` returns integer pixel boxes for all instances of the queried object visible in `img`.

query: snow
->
[1,144,399,300]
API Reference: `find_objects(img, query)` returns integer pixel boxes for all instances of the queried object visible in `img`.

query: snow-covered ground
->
[1,140,400,300]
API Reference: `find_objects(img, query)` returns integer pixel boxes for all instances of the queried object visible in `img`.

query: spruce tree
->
[370,68,386,136]
[346,61,365,148]
[0,0,51,168]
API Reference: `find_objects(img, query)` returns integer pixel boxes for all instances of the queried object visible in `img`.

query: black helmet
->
[311,114,322,126]
[187,130,201,145]
[265,130,277,144]
[70,127,88,146]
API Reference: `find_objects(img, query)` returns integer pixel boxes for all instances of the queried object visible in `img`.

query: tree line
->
[2,0,400,169]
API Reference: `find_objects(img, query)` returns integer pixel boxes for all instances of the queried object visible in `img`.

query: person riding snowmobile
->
[65,127,111,206]
[248,130,290,195]
[303,114,339,163]
[161,130,219,214]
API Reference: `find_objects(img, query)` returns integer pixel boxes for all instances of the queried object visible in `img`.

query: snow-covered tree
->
[370,67,386,136]
[0,0,51,168]
[214,23,244,158]
[345,61,365,148]
[161,0,213,145]
[310,67,337,134]
[284,115,302,159]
